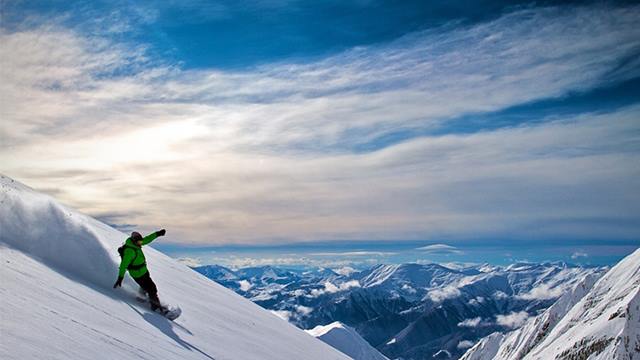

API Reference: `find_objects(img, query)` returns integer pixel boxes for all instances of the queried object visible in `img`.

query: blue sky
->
[1,1,639,266]
[5,0,613,70]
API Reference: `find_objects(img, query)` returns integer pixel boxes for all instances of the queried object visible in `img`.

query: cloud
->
[238,280,253,292]
[416,244,462,254]
[310,251,396,257]
[401,283,417,294]
[496,311,529,328]
[492,291,509,300]
[2,5,640,245]
[333,266,357,276]
[571,251,589,260]
[516,284,563,300]
[204,255,379,269]
[310,280,361,297]
[428,286,462,302]
[468,296,485,306]
[457,340,476,350]
[457,317,482,327]
[295,305,313,316]
[176,257,203,267]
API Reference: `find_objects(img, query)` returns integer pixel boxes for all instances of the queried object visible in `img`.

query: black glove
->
[156,229,166,237]
[113,276,123,288]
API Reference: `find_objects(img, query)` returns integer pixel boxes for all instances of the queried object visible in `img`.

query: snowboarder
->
[113,229,167,313]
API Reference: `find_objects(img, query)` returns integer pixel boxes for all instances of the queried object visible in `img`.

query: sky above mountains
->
[1,1,639,254]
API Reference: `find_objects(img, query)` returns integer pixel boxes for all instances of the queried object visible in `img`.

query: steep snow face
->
[524,247,640,360]
[463,248,640,360]
[0,175,350,360]
[459,332,504,360]
[306,322,389,360]
[461,272,601,360]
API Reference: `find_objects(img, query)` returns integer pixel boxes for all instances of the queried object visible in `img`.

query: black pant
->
[133,272,161,310]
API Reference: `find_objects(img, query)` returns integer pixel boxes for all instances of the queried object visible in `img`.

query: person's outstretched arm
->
[141,229,166,245]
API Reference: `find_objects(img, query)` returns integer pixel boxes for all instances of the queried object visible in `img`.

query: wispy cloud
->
[2,5,640,245]
[571,251,589,260]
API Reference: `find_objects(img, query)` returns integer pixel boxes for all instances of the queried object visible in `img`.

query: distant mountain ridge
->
[194,259,606,359]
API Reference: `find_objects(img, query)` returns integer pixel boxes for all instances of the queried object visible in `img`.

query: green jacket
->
[118,232,158,278]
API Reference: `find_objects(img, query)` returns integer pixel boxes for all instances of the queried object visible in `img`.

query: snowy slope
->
[460,272,600,360]
[459,332,504,360]
[0,175,351,360]
[523,247,640,360]
[306,322,389,360]
[462,247,640,360]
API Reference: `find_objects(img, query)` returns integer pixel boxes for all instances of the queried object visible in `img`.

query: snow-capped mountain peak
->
[306,321,389,360]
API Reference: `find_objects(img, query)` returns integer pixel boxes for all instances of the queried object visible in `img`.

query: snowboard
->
[136,295,182,320]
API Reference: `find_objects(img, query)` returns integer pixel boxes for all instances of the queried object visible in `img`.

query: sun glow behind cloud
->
[1,4,639,245]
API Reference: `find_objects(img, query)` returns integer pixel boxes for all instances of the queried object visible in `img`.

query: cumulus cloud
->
[310,280,361,297]
[3,5,640,245]
[238,280,253,292]
[496,311,529,328]
[468,296,485,306]
[493,291,509,300]
[401,284,417,294]
[516,284,563,300]
[295,305,313,316]
[428,286,462,302]
[457,317,482,327]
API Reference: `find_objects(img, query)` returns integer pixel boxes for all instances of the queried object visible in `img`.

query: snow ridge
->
[524,247,640,360]
[306,321,389,360]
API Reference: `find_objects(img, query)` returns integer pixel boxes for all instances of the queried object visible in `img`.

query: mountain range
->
[195,259,607,359]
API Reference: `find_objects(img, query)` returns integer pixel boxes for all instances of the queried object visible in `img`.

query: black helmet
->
[131,231,143,242]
